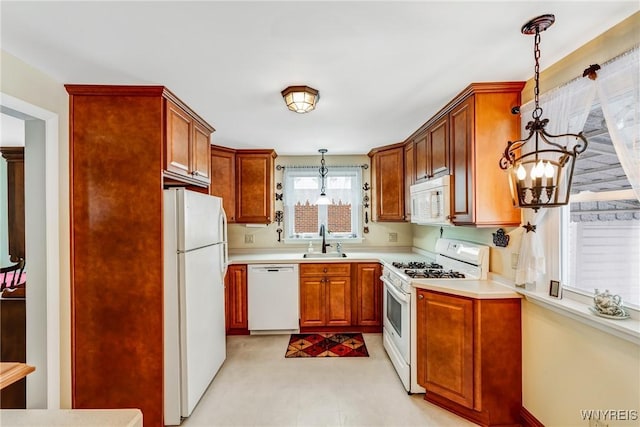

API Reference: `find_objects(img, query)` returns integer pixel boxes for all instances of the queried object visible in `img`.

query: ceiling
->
[1,1,638,155]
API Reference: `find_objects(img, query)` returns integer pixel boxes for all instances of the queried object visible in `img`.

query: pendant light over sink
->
[499,14,588,211]
[316,149,331,205]
[281,85,319,113]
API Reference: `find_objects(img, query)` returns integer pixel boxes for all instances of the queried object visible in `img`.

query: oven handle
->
[381,276,411,303]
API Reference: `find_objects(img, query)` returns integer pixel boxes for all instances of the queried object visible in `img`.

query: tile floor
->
[181,333,475,427]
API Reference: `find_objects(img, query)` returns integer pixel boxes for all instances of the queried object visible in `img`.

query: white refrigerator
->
[163,188,228,426]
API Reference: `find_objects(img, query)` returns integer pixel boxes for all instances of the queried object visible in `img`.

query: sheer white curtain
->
[515,77,595,286]
[596,46,640,201]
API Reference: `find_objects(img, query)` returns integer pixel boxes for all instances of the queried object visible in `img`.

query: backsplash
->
[412,224,522,279]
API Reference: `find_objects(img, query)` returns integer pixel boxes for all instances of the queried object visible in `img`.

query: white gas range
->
[381,238,489,393]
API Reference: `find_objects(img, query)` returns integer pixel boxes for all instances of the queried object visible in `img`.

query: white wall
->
[1,49,69,408]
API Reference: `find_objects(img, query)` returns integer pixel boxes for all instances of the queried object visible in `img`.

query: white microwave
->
[410,175,451,225]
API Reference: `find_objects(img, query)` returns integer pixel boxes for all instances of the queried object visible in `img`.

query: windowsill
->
[514,285,640,346]
[283,237,364,245]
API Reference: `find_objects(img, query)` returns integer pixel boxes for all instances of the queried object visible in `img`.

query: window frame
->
[282,166,363,244]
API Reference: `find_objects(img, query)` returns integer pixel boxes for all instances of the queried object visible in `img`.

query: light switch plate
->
[388,232,398,243]
[244,234,254,244]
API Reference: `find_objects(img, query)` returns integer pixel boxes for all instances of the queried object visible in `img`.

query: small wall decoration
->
[276,182,282,190]
[275,193,283,201]
[492,228,510,247]
[276,228,283,242]
[275,210,283,226]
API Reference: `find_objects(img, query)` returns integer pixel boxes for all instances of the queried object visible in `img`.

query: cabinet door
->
[450,97,475,224]
[235,152,274,224]
[428,116,449,178]
[165,100,192,177]
[325,276,351,326]
[417,290,474,408]
[225,265,247,331]
[300,277,325,327]
[373,147,405,221]
[414,133,428,182]
[404,142,414,222]
[191,122,211,183]
[355,263,382,326]
[210,147,236,222]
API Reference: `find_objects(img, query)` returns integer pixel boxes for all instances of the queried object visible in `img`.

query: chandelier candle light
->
[500,14,588,211]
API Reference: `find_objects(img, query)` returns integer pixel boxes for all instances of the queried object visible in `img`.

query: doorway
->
[0,92,60,409]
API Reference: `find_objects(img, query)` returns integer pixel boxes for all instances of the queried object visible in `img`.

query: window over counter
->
[283,166,362,242]
[561,102,640,309]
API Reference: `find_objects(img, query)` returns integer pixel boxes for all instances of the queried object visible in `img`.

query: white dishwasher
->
[247,264,299,333]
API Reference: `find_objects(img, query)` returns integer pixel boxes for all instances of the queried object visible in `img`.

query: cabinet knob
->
[323,268,328,273]
[446,215,456,220]
[192,171,200,176]
[418,294,424,300]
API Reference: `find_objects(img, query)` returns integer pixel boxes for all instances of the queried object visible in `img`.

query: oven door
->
[382,277,410,364]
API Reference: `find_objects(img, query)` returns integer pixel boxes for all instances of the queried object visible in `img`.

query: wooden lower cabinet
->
[416,289,522,427]
[299,263,351,328]
[354,263,382,327]
[225,265,248,334]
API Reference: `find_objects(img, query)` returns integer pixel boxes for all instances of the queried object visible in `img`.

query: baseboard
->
[521,407,545,427]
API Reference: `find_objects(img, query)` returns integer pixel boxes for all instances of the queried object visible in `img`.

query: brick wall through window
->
[294,200,351,234]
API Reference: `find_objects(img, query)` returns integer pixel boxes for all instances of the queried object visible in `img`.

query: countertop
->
[0,409,143,427]
[229,249,521,300]
[228,249,428,266]
[411,279,522,299]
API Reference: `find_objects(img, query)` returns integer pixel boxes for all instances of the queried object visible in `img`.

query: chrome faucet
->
[319,224,330,253]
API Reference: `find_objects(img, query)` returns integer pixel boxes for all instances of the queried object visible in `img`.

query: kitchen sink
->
[303,252,347,258]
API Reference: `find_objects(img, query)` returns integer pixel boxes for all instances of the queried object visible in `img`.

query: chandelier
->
[316,149,331,205]
[281,86,319,113]
[499,14,588,211]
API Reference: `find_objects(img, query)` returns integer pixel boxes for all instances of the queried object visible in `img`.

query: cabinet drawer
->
[300,263,351,277]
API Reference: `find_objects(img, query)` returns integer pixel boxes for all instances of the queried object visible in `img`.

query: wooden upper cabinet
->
[448,83,524,226]
[413,116,449,184]
[164,98,213,186]
[406,82,524,226]
[427,116,450,179]
[403,142,415,222]
[414,133,428,182]
[210,145,236,223]
[450,97,475,224]
[368,143,405,222]
[235,150,276,224]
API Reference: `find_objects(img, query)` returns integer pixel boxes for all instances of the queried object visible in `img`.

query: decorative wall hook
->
[276,228,283,242]
[492,228,510,247]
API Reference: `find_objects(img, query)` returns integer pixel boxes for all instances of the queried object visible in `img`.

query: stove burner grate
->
[403,269,466,279]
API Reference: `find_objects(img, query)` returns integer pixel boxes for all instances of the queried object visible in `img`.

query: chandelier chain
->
[532,28,543,120]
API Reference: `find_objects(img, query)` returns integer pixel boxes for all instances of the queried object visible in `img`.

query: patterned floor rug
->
[285,333,369,358]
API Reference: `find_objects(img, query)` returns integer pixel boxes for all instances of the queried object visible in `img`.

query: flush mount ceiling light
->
[499,14,588,211]
[316,149,331,205]
[281,85,319,113]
